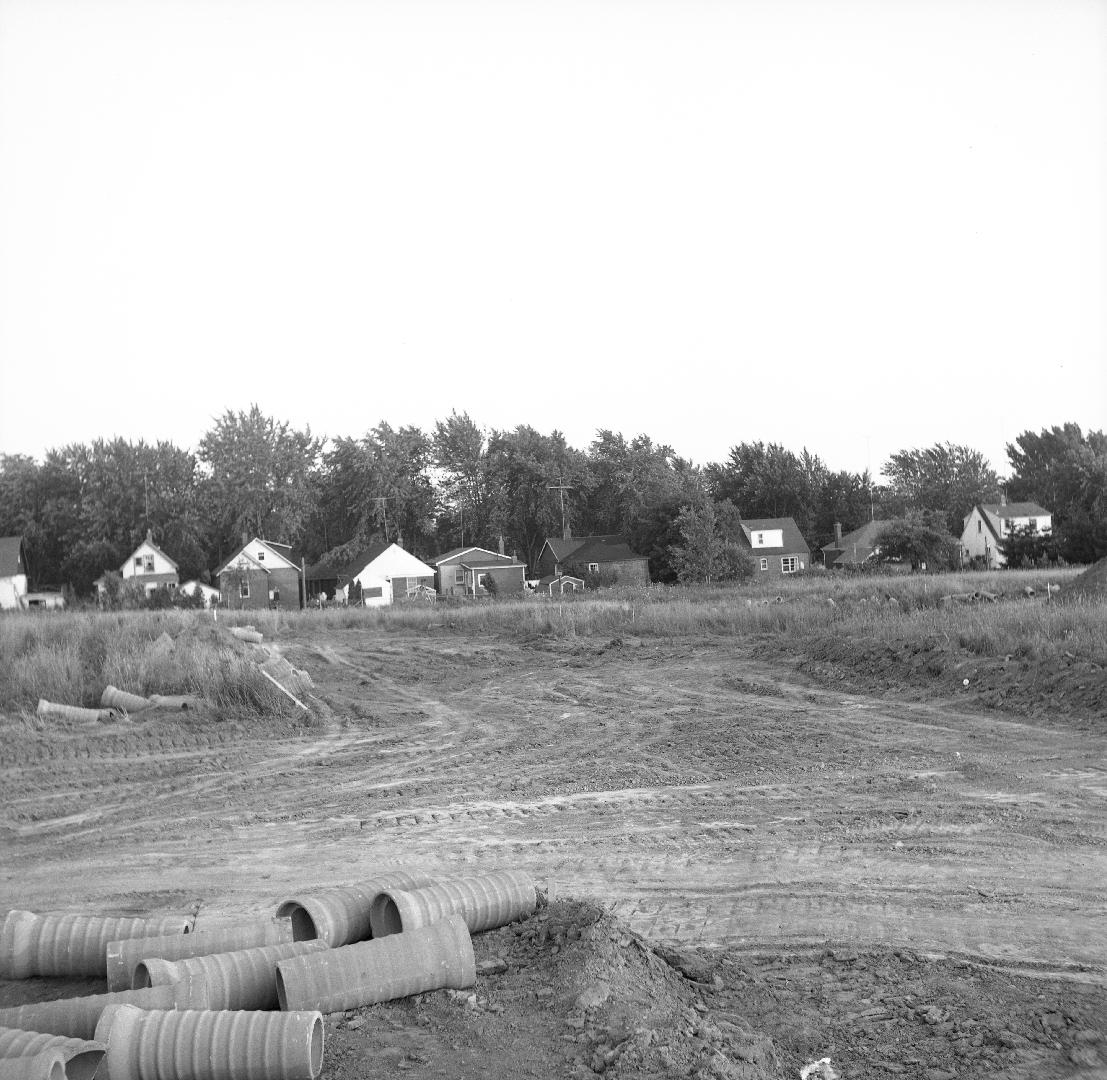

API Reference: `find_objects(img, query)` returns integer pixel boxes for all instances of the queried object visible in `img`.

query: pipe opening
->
[274,968,288,1011]
[375,898,404,938]
[309,1015,324,1077]
[65,1051,106,1080]
[275,903,318,942]
[46,1060,66,1080]
[132,962,152,988]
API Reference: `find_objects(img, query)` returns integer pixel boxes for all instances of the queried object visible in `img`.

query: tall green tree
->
[432,411,495,551]
[873,511,960,571]
[881,442,999,535]
[197,406,322,559]
[669,495,756,585]
[1006,424,1107,563]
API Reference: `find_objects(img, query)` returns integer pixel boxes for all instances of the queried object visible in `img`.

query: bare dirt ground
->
[2,625,1105,1078]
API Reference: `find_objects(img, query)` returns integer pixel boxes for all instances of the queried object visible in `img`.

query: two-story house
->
[961,499,1052,569]
[120,531,179,595]
[739,518,811,576]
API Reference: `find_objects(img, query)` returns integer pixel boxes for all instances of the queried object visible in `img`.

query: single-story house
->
[118,530,179,595]
[532,573,586,596]
[535,534,650,584]
[433,546,527,597]
[216,537,304,610]
[821,520,889,569]
[179,580,221,606]
[344,543,436,607]
[0,536,29,610]
[739,517,811,576]
[960,500,1052,570]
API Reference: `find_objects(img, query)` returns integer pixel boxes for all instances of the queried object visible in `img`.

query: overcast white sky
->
[1,0,1104,481]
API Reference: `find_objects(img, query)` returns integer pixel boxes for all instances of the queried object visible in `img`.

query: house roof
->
[0,536,26,577]
[459,553,525,569]
[121,535,179,574]
[306,543,390,583]
[543,534,646,566]
[433,546,514,566]
[979,502,1050,519]
[821,520,889,567]
[740,518,811,556]
[537,573,585,588]
[558,535,646,565]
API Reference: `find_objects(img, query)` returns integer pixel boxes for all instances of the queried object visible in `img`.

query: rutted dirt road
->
[2,626,1105,1076]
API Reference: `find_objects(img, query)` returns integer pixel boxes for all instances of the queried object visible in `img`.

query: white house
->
[120,531,179,594]
[179,580,221,606]
[0,536,29,610]
[345,543,436,606]
[961,500,1052,569]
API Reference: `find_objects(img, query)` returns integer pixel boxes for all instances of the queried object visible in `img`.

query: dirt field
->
[2,621,1106,1078]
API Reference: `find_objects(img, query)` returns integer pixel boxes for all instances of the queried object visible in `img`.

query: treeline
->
[0,407,1103,593]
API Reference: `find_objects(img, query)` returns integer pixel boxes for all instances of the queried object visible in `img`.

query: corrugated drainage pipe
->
[369,869,537,937]
[100,686,152,712]
[275,914,474,1013]
[0,911,193,979]
[275,870,444,946]
[132,940,328,1010]
[0,974,209,1041]
[231,628,264,644]
[94,1006,323,1080]
[0,1049,67,1080]
[106,919,293,992]
[0,1028,105,1080]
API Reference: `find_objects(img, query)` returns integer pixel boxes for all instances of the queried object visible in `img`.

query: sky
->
[0,0,1104,482]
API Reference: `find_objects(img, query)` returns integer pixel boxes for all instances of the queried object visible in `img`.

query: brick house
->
[217,537,303,609]
[535,534,649,584]
[739,518,811,577]
[432,546,527,597]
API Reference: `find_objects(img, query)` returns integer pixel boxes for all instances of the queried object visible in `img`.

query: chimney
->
[999,487,1007,507]
[146,528,153,543]
[498,534,505,556]
[563,521,571,541]
[833,522,842,545]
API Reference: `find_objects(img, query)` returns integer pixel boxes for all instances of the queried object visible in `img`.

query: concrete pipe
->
[0,910,193,979]
[0,1050,68,1080]
[35,701,123,724]
[106,919,293,991]
[132,940,328,1010]
[0,974,209,1041]
[275,914,474,1013]
[230,628,264,644]
[0,1028,105,1080]
[275,870,444,946]
[99,686,152,713]
[369,869,537,937]
[94,1005,323,1080]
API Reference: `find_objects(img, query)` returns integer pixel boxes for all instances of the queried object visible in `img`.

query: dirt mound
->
[322,899,780,1080]
[1063,556,1107,599]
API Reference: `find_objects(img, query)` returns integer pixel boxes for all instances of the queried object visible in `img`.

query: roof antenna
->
[547,477,574,540]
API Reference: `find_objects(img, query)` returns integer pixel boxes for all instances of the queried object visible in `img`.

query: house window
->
[143,554,154,573]
[781,556,798,574]
[240,578,250,598]
[977,521,981,533]
[257,551,264,561]
[1003,519,1013,533]
[134,558,143,571]
[755,533,763,546]
[454,567,464,585]
[588,563,599,574]
[759,558,768,571]
[477,573,489,590]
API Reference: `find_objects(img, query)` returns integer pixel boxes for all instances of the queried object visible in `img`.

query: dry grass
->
[0,609,295,719]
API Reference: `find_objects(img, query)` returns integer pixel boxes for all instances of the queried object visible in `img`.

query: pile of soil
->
[1063,556,1107,600]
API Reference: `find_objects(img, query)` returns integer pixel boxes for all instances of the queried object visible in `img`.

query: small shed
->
[534,573,585,596]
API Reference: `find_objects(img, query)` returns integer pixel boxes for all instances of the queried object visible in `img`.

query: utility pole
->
[547,478,573,540]
[143,472,150,530]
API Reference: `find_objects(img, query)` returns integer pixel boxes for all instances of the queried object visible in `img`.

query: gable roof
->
[821,519,889,567]
[121,534,179,573]
[433,546,510,566]
[739,518,811,556]
[0,536,26,578]
[306,543,390,583]
[556,534,646,566]
[216,548,270,576]
[459,552,525,569]
[543,537,585,562]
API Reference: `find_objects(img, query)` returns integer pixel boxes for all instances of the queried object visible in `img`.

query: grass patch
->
[0,610,297,721]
